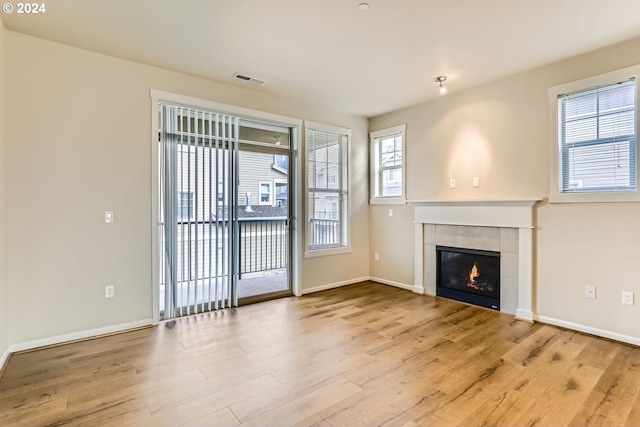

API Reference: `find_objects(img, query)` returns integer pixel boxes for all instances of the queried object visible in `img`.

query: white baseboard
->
[516,309,534,322]
[9,319,154,353]
[369,277,413,291]
[0,345,10,373]
[535,315,640,347]
[301,276,415,295]
[301,276,371,295]
[413,285,426,295]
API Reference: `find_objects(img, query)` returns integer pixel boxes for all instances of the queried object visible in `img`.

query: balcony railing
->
[159,218,288,283]
[238,218,287,278]
[309,218,340,247]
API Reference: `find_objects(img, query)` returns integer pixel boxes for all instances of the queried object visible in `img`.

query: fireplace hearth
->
[436,246,500,310]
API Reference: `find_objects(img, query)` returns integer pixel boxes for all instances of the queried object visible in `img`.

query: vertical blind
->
[558,78,636,193]
[160,104,239,319]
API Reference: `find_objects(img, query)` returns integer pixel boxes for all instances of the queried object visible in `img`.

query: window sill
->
[304,245,352,258]
[369,197,407,205]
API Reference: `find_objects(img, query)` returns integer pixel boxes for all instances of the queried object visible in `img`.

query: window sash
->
[380,165,402,197]
[558,79,637,193]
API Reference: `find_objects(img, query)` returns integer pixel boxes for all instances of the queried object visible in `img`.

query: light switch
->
[105,211,114,223]
[473,177,480,188]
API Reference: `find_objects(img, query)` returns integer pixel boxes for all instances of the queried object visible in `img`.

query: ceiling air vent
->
[233,73,267,85]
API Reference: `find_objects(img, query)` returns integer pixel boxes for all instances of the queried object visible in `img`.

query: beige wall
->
[5,31,369,345]
[370,36,640,340]
[0,20,8,359]
[369,205,414,287]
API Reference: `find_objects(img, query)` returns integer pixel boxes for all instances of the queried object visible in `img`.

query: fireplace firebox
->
[436,246,500,311]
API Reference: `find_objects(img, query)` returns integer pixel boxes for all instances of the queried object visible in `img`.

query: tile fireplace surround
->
[413,200,540,320]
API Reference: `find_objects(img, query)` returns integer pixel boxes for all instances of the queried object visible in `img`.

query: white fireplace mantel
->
[413,199,541,321]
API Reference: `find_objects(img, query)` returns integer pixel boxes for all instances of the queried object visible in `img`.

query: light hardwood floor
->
[2,281,640,426]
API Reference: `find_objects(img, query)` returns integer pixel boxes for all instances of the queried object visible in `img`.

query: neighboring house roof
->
[211,205,287,220]
[240,205,288,219]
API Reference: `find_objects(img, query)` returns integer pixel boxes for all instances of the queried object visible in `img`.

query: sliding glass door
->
[158,104,292,319]
[237,149,290,301]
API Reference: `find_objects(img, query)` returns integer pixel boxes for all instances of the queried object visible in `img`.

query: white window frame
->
[370,124,407,205]
[548,65,640,203]
[258,181,273,205]
[304,120,351,258]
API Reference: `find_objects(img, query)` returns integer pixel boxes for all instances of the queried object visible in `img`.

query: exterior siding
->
[238,151,288,208]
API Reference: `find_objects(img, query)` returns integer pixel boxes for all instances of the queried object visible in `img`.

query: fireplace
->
[436,246,501,311]
[415,200,539,319]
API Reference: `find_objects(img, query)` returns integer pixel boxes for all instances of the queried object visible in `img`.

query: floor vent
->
[233,73,267,85]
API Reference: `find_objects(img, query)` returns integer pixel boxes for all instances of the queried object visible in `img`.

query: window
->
[305,121,350,256]
[549,66,639,203]
[259,181,273,205]
[275,179,288,208]
[177,191,194,221]
[370,124,406,204]
[273,154,288,174]
[559,81,635,192]
[217,182,225,202]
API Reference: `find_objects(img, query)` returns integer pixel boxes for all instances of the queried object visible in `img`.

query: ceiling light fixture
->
[434,76,448,95]
[358,3,369,11]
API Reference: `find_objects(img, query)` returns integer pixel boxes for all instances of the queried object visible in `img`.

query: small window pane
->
[177,192,194,221]
[381,137,395,152]
[382,169,402,197]
[599,110,635,138]
[217,182,224,202]
[564,117,597,143]
[260,183,271,203]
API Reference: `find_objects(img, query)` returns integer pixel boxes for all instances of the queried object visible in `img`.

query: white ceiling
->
[3,0,640,117]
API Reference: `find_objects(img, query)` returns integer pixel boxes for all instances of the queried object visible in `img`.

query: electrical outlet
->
[105,285,115,298]
[388,208,393,217]
[585,285,596,299]
[449,178,456,189]
[105,211,114,223]
[622,291,634,305]
[374,252,379,261]
[473,177,480,188]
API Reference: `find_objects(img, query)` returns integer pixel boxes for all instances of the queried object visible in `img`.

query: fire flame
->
[469,263,479,283]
